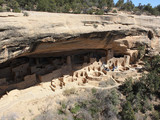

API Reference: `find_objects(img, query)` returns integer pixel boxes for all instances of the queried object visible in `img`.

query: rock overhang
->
[0,11,160,64]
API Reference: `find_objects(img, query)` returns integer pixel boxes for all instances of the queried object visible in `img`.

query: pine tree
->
[37,0,49,11]
[116,0,124,8]
[8,0,21,12]
[0,0,4,5]
[121,101,136,120]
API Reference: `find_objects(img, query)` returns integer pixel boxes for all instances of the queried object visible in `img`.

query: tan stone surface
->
[0,11,160,63]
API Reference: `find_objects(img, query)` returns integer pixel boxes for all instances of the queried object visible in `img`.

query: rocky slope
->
[0,11,160,64]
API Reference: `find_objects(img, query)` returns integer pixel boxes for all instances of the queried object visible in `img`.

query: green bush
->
[133,92,142,112]
[91,88,97,95]
[119,77,133,95]
[141,71,160,93]
[116,0,124,8]
[95,10,104,15]
[8,0,21,12]
[152,111,160,120]
[58,102,67,115]
[0,6,3,12]
[137,45,145,59]
[144,55,160,72]
[23,12,29,16]
[121,0,135,11]
[93,24,98,28]
[87,9,94,14]
[13,8,21,12]
[109,89,120,106]
[0,0,4,5]
[121,101,136,120]
[112,9,117,13]
[63,88,76,96]
[70,104,81,114]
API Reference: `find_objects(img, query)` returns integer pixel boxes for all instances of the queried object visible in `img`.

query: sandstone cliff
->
[0,11,160,64]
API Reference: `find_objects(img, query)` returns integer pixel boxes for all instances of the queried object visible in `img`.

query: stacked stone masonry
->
[0,49,137,95]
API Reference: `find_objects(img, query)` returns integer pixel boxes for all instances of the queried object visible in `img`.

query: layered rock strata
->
[0,11,160,95]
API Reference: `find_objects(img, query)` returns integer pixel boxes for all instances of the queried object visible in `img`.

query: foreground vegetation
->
[58,56,160,120]
[119,55,160,120]
[0,0,160,16]
[3,55,158,119]
[34,54,160,120]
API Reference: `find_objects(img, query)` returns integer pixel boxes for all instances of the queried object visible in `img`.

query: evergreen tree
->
[121,0,134,11]
[142,71,160,93]
[156,5,160,12]
[121,101,136,120]
[0,0,4,5]
[116,0,124,8]
[37,0,49,11]
[137,3,144,10]
[8,0,20,12]
[47,0,56,12]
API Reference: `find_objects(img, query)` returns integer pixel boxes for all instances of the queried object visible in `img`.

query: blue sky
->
[114,0,160,7]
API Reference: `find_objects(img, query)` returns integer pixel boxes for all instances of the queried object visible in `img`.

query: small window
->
[148,31,154,40]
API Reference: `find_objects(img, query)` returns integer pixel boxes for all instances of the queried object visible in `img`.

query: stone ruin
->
[0,49,138,96]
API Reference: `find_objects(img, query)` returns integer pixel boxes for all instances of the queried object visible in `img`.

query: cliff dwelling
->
[0,48,139,96]
[0,21,151,98]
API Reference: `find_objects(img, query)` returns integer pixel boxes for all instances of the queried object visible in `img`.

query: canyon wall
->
[0,11,160,64]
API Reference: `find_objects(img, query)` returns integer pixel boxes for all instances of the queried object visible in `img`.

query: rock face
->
[0,11,160,95]
[0,12,160,118]
[0,11,160,64]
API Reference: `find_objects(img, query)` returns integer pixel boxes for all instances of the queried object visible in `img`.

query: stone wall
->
[124,55,130,67]
[107,49,114,61]
[39,68,62,82]
[0,51,134,96]
[38,64,73,82]
[0,67,12,79]
[0,78,6,85]
[12,63,29,80]
[23,74,37,88]
[0,74,37,95]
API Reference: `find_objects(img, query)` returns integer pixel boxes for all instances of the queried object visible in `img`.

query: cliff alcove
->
[0,12,160,119]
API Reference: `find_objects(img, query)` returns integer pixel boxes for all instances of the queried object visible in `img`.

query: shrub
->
[135,11,142,15]
[0,6,3,12]
[121,0,135,11]
[119,77,133,95]
[58,102,67,115]
[108,90,120,114]
[91,88,97,95]
[73,9,81,14]
[142,71,160,93]
[79,100,88,108]
[95,10,104,15]
[116,0,124,8]
[144,55,160,72]
[93,24,98,28]
[133,92,142,112]
[23,12,29,16]
[109,89,120,106]
[112,9,117,13]
[87,9,94,14]
[63,88,76,96]
[121,101,136,120]
[89,99,100,117]
[143,99,152,111]
[137,45,145,59]
[13,8,21,12]
[70,104,81,114]
[152,111,160,120]
[132,81,147,98]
